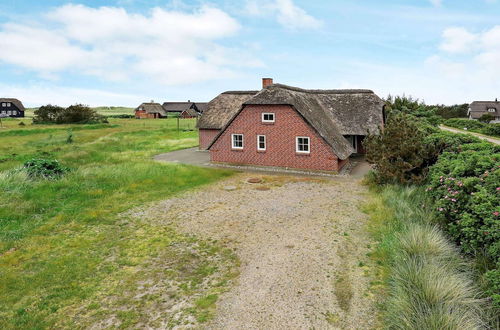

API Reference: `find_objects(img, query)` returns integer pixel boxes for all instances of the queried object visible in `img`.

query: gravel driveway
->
[138,174,376,329]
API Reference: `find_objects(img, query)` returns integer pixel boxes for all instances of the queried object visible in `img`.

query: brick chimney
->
[262,78,273,88]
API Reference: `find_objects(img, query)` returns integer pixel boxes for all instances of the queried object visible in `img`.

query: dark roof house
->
[468,100,500,122]
[0,98,25,118]
[162,102,204,117]
[205,78,385,172]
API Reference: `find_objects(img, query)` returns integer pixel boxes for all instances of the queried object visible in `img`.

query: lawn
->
[0,117,235,328]
[23,106,135,118]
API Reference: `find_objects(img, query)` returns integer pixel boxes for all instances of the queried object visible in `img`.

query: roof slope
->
[135,103,166,115]
[0,98,25,111]
[469,101,499,118]
[197,91,258,129]
[162,102,194,112]
[195,102,208,113]
[243,84,368,159]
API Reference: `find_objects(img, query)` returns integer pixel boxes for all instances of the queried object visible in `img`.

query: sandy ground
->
[137,174,377,329]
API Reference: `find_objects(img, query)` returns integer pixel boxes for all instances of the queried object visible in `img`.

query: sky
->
[0,0,499,107]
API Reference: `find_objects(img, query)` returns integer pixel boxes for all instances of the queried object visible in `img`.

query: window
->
[231,134,243,149]
[6,103,11,107]
[1,103,5,107]
[296,136,310,153]
[12,111,17,116]
[257,135,266,151]
[262,113,275,123]
[488,108,496,113]
[7,111,11,115]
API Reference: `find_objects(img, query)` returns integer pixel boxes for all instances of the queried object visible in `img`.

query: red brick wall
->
[135,110,157,119]
[199,129,221,150]
[209,105,346,171]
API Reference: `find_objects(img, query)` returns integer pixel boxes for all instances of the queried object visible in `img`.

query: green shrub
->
[33,104,107,124]
[364,113,439,184]
[479,113,495,123]
[444,118,485,131]
[481,123,500,137]
[18,121,25,126]
[23,159,69,179]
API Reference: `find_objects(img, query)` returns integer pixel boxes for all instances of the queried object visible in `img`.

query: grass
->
[0,117,236,328]
[23,106,134,118]
[363,185,489,329]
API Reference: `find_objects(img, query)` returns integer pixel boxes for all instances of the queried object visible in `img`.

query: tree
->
[33,105,64,124]
[364,113,438,184]
[479,113,495,123]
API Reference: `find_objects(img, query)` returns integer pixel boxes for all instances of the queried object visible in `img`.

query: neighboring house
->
[468,100,500,123]
[0,98,25,117]
[206,78,385,172]
[134,102,166,119]
[197,91,259,150]
[162,101,203,118]
[196,102,208,114]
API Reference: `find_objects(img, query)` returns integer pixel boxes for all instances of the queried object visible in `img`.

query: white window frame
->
[261,112,275,123]
[296,136,310,154]
[12,111,17,116]
[257,135,266,151]
[231,134,244,149]
[488,108,496,113]
[6,102,11,107]
[1,103,5,107]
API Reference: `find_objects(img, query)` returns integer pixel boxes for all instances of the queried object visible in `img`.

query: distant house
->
[134,102,166,119]
[468,100,500,123]
[205,78,385,172]
[197,91,258,150]
[0,98,25,118]
[162,101,203,118]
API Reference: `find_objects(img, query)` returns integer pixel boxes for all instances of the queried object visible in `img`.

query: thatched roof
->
[182,108,199,117]
[208,84,385,160]
[197,91,258,129]
[0,98,25,111]
[469,101,499,119]
[135,102,166,115]
[162,102,195,113]
[196,102,208,113]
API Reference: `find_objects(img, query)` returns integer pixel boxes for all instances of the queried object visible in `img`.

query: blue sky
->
[1,0,499,107]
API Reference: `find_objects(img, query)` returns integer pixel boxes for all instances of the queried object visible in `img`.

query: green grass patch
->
[0,118,236,328]
[363,185,490,329]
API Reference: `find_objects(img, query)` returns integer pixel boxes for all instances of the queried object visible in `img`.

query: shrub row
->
[33,104,108,124]
[445,118,500,137]
[365,113,500,313]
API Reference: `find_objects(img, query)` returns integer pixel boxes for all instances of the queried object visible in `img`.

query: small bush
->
[481,123,500,137]
[479,113,495,123]
[23,159,68,179]
[18,121,25,126]
[33,104,107,124]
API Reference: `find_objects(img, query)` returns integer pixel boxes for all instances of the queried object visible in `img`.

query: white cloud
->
[245,0,322,30]
[440,27,477,53]
[429,0,442,7]
[0,4,261,85]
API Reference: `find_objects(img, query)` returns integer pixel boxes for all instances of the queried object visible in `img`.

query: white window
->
[1,103,5,107]
[257,135,266,151]
[7,111,11,115]
[296,136,310,153]
[262,113,275,123]
[6,102,11,107]
[12,111,17,116]
[231,134,244,149]
[488,108,496,113]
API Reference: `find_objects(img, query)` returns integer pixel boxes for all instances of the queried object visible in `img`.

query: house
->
[206,78,385,172]
[134,102,166,119]
[0,98,25,117]
[197,91,259,150]
[468,100,500,123]
[162,101,203,118]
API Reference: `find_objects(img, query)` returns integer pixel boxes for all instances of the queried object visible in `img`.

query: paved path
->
[154,147,372,177]
[139,174,377,329]
[440,125,500,145]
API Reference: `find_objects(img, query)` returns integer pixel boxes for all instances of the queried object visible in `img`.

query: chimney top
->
[188,100,191,103]
[150,99,154,103]
[262,77,273,88]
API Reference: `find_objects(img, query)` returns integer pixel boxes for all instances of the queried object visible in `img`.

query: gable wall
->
[199,129,220,150]
[210,105,343,171]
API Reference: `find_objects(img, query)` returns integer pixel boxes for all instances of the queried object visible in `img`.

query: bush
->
[364,113,439,184]
[23,159,69,179]
[481,123,500,137]
[33,104,107,124]
[18,122,25,126]
[479,113,495,123]
[445,118,485,131]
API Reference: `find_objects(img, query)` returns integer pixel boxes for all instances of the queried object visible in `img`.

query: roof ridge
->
[222,90,259,95]
[268,83,374,95]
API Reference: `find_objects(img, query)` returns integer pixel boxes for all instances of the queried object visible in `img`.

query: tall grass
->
[365,186,490,329]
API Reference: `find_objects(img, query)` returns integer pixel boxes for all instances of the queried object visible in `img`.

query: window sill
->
[261,122,275,125]
[257,150,266,153]
[296,152,311,156]
[231,148,244,152]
